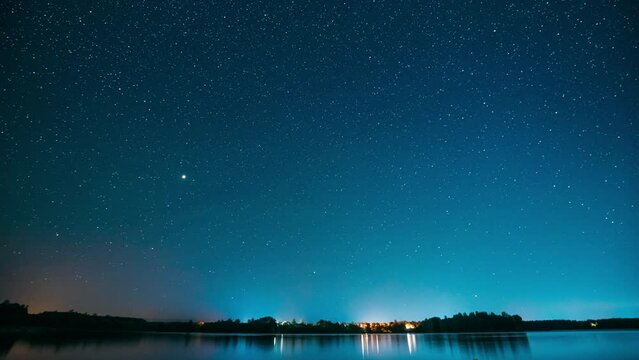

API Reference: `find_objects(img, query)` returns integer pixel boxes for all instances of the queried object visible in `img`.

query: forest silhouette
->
[2,300,638,334]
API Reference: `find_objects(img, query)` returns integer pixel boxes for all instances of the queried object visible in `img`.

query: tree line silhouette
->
[416,312,524,332]
[2,300,638,334]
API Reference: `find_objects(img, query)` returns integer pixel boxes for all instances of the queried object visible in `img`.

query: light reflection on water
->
[357,333,421,356]
[2,331,639,359]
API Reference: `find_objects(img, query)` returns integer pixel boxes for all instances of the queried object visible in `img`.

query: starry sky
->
[1,1,638,322]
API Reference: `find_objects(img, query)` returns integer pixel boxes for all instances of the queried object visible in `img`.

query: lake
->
[2,330,638,359]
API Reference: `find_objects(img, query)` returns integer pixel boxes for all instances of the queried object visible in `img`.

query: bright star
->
[181,174,187,180]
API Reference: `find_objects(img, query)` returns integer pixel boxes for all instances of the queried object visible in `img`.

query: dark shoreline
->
[2,318,639,335]
[3,301,639,335]
[3,326,639,336]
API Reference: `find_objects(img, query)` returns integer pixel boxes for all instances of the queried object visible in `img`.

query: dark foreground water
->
[2,330,638,359]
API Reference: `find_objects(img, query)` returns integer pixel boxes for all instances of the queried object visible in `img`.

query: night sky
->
[1,1,638,322]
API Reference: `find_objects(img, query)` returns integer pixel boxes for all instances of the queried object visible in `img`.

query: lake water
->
[2,330,638,359]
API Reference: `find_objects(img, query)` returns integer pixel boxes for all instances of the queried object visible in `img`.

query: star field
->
[1,1,638,321]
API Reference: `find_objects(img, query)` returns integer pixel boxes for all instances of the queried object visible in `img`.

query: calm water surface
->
[2,331,638,359]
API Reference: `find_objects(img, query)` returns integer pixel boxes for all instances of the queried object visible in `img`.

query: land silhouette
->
[2,300,638,334]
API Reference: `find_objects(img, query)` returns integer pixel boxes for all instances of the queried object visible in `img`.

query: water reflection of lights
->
[272,334,284,353]
[359,334,416,357]
[272,333,422,357]
[360,334,380,356]
[407,333,416,354]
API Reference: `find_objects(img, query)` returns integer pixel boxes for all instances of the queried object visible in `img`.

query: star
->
[181,174,187,180]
